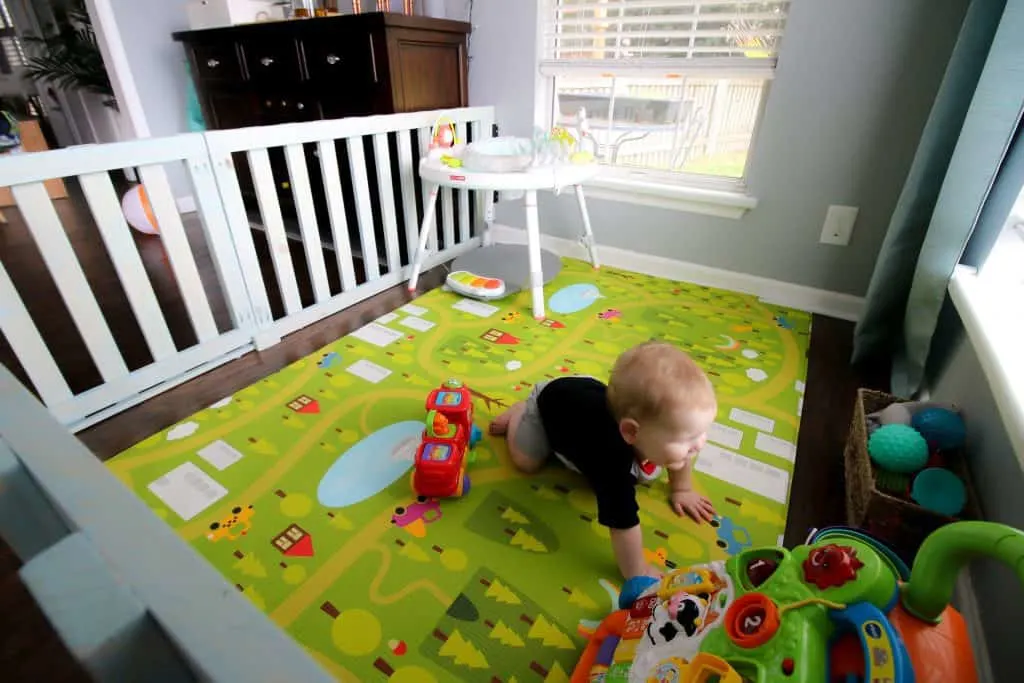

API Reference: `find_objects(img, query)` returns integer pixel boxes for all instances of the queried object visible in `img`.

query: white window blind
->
[541,0,790,77]
[0,0,25,73]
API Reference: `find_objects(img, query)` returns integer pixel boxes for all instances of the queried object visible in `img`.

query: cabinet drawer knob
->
[206,58,220,68]
[260,57,275,67]
[326,54,341,65]
[297,102,305,110]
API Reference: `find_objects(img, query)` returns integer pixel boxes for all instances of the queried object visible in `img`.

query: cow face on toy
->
[645,593,709,647]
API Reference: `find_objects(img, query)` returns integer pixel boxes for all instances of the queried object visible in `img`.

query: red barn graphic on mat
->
[538,318,565,329]
[272,523,315,557]
[480,329,520,345]
[286,394,320,414]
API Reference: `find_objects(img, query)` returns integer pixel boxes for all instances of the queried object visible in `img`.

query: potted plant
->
[22,0,115,109]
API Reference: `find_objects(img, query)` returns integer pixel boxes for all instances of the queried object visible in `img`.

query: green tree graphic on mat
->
[395,539,431,563]
[484,578,521,605]
[500,506,530,525]
[527,614,575,650]
[543,662,571,683]
[438,630,488,669]
[239,585,265,610]
[509,528,547,553]
[489,620,524,647]
[232,551,266,578]
[466,492,559,552]
[424,569,580,682]
[563,586,597,609]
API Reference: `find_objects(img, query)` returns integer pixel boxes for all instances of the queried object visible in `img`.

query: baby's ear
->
[619,418,640,444]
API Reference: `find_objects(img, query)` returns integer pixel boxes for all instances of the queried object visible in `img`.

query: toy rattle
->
[429,115,464,167]
[446,270,507,301]
[572,520,1024,682]
[412,379,482,498]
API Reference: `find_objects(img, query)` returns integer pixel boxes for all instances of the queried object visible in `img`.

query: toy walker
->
[412,379,483,498]
[572,521,1024,682]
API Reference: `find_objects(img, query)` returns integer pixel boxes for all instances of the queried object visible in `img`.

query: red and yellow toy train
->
[412,379,483,498]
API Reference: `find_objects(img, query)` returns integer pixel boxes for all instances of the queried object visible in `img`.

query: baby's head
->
[607,342,717,471]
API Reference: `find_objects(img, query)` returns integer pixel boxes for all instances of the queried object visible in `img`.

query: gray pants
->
[513,380,579,472]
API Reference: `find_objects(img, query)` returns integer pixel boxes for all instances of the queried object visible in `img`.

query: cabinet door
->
[385,27,467,112]
[190,41,244,83]
[239,37,305,88]
[204,90,261,203]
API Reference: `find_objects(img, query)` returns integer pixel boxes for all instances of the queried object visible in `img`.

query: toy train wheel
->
[456,471,471,497]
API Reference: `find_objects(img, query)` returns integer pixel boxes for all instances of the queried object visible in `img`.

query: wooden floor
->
[0,196,887,681]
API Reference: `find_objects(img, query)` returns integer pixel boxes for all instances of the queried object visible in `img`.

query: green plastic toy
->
[571,521,1024,682]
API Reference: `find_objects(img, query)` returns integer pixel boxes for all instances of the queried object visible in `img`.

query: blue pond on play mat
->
[317,420,422,507]
[548,283,602,314]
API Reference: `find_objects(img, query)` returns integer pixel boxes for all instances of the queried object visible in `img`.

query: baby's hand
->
[671,489,716,523]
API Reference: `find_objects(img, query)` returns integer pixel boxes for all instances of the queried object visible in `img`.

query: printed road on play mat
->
[107,259,811,683]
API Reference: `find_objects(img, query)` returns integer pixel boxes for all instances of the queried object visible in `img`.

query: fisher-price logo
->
[449,174,466,182]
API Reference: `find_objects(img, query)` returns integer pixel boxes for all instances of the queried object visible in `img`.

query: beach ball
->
[122,184,159,235]
[868,424,928,474]
[911,407,966,451]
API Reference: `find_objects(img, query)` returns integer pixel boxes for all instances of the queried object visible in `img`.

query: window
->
[538,0,790,212]
[0,0,26,75]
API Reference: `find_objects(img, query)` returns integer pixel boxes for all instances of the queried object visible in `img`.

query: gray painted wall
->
[109,0,191,140]
[931,328,1024,683]
[465,0,969,296]
[107,0,192,198]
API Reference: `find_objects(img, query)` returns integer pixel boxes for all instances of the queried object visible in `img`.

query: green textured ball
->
[912,468,966,517]
[868,424,928,473]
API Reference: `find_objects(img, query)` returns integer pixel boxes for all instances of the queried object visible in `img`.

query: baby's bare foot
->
[489,410,512,436]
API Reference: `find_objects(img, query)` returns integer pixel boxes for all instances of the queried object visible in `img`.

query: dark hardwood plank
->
[783,315,889,546]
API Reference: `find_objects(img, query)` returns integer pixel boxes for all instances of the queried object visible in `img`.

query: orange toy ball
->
[122,185,160,235]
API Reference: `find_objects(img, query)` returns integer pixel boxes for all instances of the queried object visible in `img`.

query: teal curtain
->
[852,0,1018,395]
[185,65,207,133]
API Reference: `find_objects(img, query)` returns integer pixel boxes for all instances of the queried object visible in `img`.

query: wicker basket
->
[844,388,980,564]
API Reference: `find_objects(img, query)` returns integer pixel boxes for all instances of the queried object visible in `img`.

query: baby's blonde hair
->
[607,342,716,422]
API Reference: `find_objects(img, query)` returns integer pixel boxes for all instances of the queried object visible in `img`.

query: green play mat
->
[107,259,810,682]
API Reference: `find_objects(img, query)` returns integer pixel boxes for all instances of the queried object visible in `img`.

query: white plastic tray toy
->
[445,271,506,300]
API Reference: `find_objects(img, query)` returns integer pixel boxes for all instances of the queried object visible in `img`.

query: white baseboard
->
[955,569,994,683]
[489,224,866,321]
[175,195,197,214]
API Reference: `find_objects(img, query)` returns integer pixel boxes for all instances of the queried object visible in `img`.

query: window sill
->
[948,265,1024,464]
[583,170,759,219]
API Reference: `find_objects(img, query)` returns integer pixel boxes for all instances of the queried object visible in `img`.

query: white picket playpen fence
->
[0,106,495,431]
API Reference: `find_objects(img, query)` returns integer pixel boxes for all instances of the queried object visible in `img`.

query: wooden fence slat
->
[284,144,330,303]
[395,129,420,262]
[346,137,380,281]
[0,259,73,406]
[78,172,177,362]
[137,166,219,343]
[248,148,302,315]
[316,140,357,292]
[11,183,128,383]
[372,133,401,274]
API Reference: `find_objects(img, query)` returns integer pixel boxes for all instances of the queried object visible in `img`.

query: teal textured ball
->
[911,407,966,450]
[868,424,928,473]
[912,467,966,517]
